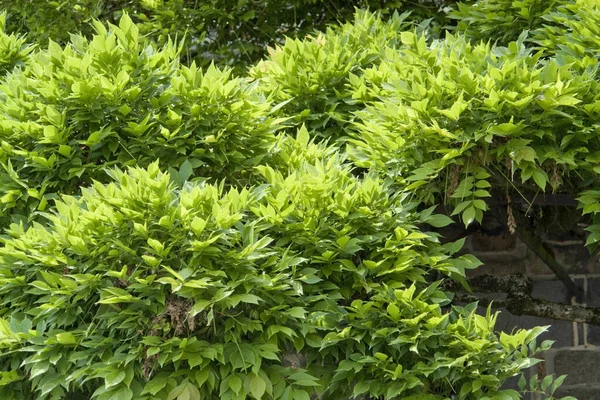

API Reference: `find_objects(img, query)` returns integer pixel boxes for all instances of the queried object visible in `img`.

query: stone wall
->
[464,225,600,399]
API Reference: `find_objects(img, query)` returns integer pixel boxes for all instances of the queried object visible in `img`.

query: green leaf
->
[540,375,553,391]
[229,375,242,395]
[387,303,400,321]
[297,125,310,147]
[98,386,133,400]
[167,383,187,400]
[142,376,169,395]
[532,169,547,191]
[0,371,20,387]
[424,214,454,228]
[551,375,567,394]
[30,361,50,379]
[292,389,310,400]
[287,307,306,319]
[105,370,126,389]
[179,160,194,182]
[462,206,476,227]
[55,332,76,344]
[249,374,266,399]
[353,381,370,396]
[191,217,207,235]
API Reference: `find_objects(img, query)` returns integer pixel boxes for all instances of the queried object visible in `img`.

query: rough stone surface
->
[467,259,527,277]
[467,232,528,261]
[540,219,587,243]
[470,230,518,252]
[531,278,571,304]
[584,278,600,307]
[581,277,600,345]
[553,350,600,385]
[586,323,600,346]
[584,258,600,275]
[527,243,594,275]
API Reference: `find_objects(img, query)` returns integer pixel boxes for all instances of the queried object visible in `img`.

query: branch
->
[449,274,600,326]
[512,212,582,299]
[455,293,600,325]
[488,193,578,207]
[484,203,583,299]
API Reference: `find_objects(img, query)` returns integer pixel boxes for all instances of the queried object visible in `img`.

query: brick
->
[468,234,528,260]
[587,325,600,345]
[584,278,600,307]
[527,243,594,275]
[542,223,587,244]
[470,230,518,252]
[531,279,571,304]
[554,350,600,385]
[581,278,600,345]
[467,259,527,277]
[554,245,596,274]
[437,223,469,245]
[585,257,600,274]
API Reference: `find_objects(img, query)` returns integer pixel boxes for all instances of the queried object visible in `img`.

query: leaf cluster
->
[450,0,565,45]
[329,28,600,231]
[0,12,32,76]
[0,15,279,224]
[0,4,584,400]
[1,0,455,70]
[0,154,548,399]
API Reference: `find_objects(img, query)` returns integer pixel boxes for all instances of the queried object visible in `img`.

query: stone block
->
[531,279,571,304]
[527,243,595,275]
[581,278,600,345]
[587,325,600,346]
[542,226,586,245]
[585,257,600,274]
[467,259,527,277]
[526,256,555,277]
[470,230,518,252]
[468,233,528,261]
[553,350,600,385]
[584,278,600,307]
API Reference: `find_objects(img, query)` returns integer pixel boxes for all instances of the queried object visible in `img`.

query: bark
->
[449,274,600,326]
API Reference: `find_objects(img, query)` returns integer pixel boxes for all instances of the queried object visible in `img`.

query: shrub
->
[1,0,456,70]
[0,15,280,224]
[0,0,111,45]
[450,0,565,45]
[250,10,417,139]
[533,0,600,66]
[0,158,549,399]
[0,5,580,400]
[347,29,600,228]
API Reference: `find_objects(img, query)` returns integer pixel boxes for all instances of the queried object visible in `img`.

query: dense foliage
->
[0,0,454,70]
[0,15,280,224]
[0,151,545,399]
[0,0,592,399]
[0,12,31,76]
